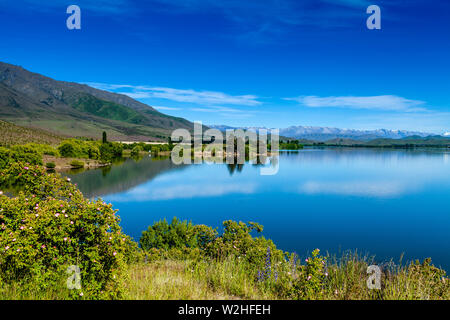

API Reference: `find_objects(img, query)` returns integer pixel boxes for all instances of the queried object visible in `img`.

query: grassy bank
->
[1,252,448,300]
[124,255,449,300]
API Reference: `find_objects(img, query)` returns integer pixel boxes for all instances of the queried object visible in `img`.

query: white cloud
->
[86,82,261,106]
[299,180,416,197]
[107,183,257,201]
[190,106,243,113]
[286,95,427,112]
[153,105,182,111]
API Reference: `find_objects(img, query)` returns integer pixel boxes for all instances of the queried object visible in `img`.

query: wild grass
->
[123,252,449,300]
[0,277,71,300]
[125,260,242,300]
[1,251,448,300]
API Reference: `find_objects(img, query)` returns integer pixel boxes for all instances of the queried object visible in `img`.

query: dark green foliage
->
[102,131,107,144]
[140,218,284,271]
[140,218,207,251]
[99,142,123,162]
[58,139,89,158]
[57,139,122,162]
[0,145,43,169]
[45,162,56,169]
[0,147,12,169]
[280,140,303,150]
[69,160,84,168]
[130,145,143,156]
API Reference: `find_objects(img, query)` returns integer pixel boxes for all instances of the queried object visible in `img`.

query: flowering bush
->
[292,249,328,299]
[0,163,134,299]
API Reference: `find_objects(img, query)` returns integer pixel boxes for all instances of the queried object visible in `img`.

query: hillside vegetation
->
[0,120,64,146]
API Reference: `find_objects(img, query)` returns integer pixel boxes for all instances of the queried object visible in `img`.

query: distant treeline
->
[301,136,450,149]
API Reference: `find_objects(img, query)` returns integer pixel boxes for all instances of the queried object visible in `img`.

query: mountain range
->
[0,61,193,141]
[0,61,446,144]
[208,125,437,142]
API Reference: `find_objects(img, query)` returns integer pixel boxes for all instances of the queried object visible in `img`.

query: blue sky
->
[0,0,449,133]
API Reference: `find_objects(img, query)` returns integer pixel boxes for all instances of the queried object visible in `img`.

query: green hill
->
[0,62,194,141]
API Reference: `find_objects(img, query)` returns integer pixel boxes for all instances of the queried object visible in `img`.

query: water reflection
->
[66,156,187,198]
[68,147,450,271]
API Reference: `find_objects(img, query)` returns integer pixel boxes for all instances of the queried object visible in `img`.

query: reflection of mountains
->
[281,147,448,165]
[68,157,187,198]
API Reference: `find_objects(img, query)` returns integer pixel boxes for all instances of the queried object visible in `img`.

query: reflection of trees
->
[101,166,111,176]
[226,163,245,176]
[66,157,187,198]
[226,163,238,175]
[226,155,270,176]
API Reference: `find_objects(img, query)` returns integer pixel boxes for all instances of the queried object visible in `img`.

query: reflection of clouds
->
[299,181,416,198]
[107,183,257,202]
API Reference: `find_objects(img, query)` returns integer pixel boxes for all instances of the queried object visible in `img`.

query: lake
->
[66,147,450,271]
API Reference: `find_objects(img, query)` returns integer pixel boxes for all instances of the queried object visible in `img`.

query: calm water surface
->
[67,148,450,271]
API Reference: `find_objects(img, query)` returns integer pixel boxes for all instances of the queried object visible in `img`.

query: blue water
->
[68,148,450,271]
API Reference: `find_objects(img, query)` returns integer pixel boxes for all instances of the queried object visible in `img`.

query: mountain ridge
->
[0,61,193,141]
[208,124,437,142]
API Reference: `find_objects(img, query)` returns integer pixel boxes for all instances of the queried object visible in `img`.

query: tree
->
[102,131,107,144]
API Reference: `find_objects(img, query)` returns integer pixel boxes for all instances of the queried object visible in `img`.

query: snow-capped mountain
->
[279,126,432,141]
[208,125,434,142]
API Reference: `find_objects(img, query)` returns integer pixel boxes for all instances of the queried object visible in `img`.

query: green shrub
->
[58,141,78,158]
[9,145,43,166]
[0,145,43,169]
[99,142,123,162]
[58,139,90,158]
[130,145,143,157]
[0,163,134,299]
[27,143,59,157]
[45,162,56,169]
[70,160,84,168]
[140,218,206,251]
[140,219,285,270]
[0,147,12,169]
